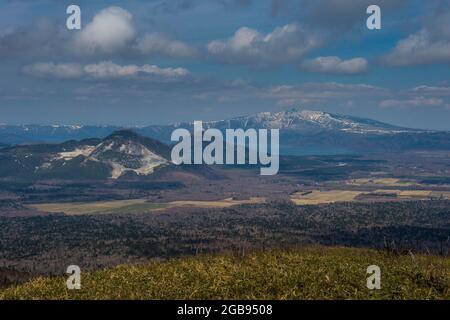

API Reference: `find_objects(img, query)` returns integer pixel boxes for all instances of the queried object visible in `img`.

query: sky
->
[0,0,450,130]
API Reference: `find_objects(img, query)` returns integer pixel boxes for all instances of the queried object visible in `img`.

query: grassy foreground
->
[1,247,449,300]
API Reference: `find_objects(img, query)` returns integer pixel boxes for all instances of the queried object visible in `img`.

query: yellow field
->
[167,197,265,208]
[291,190,363,205]
[430,191,450,199]
[347,178,414,187]
[399,190,432,197]
[290,188,450,205]
[31,199,150,215]
[30,188,450,214]
[373,189,432,197]
[30,197,266,215]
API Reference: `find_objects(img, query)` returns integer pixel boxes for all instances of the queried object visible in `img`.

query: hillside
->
[0,130,171,180]
[1,247,449,300]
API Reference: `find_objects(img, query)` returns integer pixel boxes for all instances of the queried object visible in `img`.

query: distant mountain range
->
[0,124,117,145]
[1,108,449,153]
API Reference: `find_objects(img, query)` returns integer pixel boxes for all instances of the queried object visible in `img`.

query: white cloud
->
[24,61,191,82]
[262,83,450,111]
[383,11,450,66]
[207,23,319,67]
[264,82,384,99]
[253,82,387,108]
[23,63,83,79]
[84,61,190,80]
[411,85,450,96]
[301,56,368,74]
[377,85,450,109]
[70,6,196,59]
[380,97,450,109]
[383,30,450,66]
[73,7,135,55]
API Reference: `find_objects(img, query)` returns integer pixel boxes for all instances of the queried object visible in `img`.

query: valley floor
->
[1,247,449,300]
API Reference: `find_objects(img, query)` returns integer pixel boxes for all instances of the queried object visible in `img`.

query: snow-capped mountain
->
[200,108,417,134]
[0,123,121,144]
[86,130,169,179]
[0,130,170,180]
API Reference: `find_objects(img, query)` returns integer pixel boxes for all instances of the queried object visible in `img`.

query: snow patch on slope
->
[58,146,96,160]
[55,140,168,179]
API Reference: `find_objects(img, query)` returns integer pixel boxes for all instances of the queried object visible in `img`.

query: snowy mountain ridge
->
[200,108,418,135]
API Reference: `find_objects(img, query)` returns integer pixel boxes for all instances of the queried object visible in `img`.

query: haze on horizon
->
[0,0,450,130]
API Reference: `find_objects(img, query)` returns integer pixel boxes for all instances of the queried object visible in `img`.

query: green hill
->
[1,247,449,300]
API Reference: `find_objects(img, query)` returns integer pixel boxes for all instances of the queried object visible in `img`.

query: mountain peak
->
[105,129,141,140]
[221,107,412,134]
[285,106,320,113]
[281,108,329,120]
[15,129,172,180]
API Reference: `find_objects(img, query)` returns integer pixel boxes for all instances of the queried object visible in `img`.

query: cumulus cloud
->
[301,56,368,74]
[70,6,197,59]
[380,97,450,109]
[383,10,450,66]
[73,7,135,55]
[207,24,320,67]
[24,61,191,82]
[383,30,450,66]
[0,6,195,60]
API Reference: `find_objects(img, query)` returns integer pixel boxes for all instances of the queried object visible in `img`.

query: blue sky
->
[1,0,450,129]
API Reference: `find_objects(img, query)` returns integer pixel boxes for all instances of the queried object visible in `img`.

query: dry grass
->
[166,197,265,209]
[347,178,415,187]
[31,199,152,215]
[1,247,449,300]
[290,188,450,205]
[399,190,432,197]
[430,191,450,199]
[373,190,433,198]
[291,190,362,205]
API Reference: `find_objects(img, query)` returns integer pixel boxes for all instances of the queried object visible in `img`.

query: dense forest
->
[1,200,450,287]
